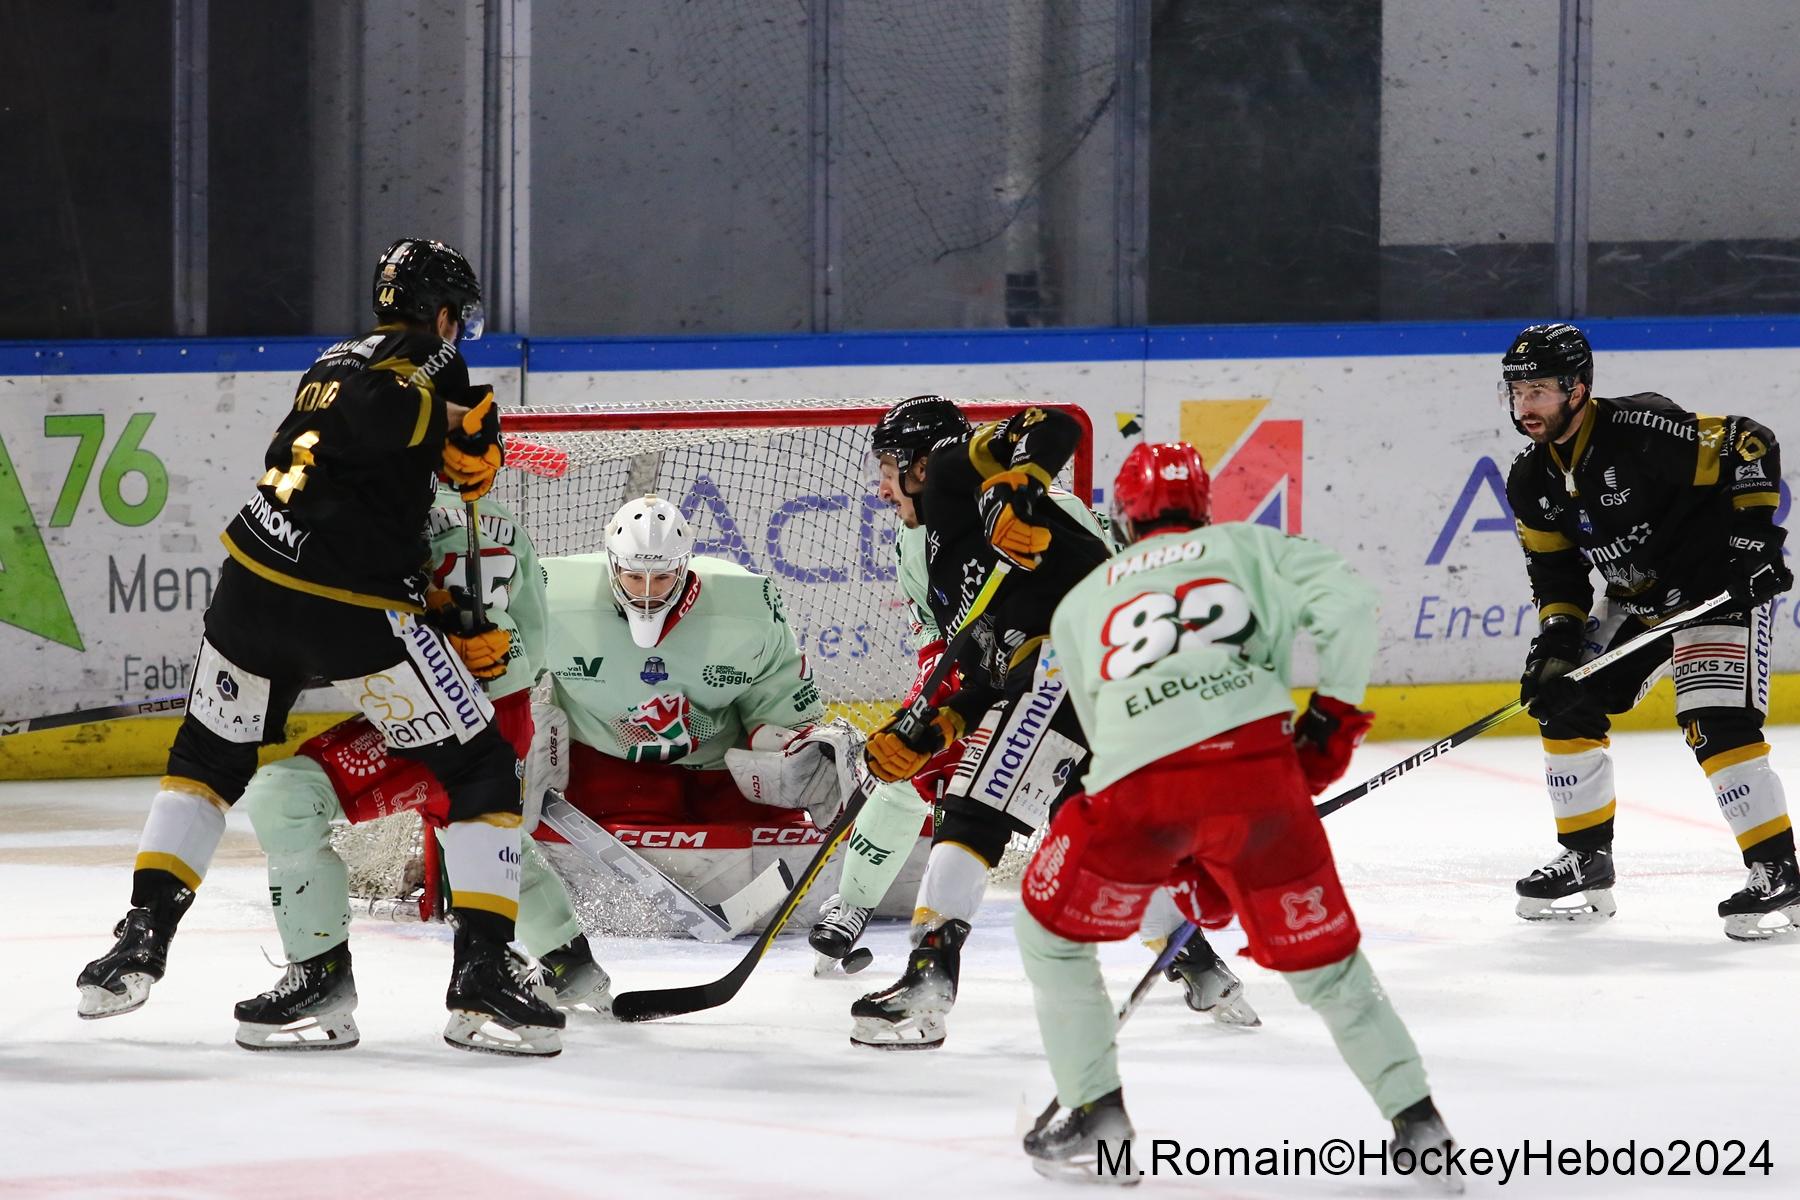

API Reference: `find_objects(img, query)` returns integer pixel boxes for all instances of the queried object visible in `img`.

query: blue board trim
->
[4,316,1799,375]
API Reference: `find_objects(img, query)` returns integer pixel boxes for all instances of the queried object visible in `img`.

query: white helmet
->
[605,495,695,648]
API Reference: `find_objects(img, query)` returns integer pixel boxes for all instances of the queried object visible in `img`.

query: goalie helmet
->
[605,495,695,648]
[372,237,485,341]
[1111,441,1211,543]
[870,395,971,475]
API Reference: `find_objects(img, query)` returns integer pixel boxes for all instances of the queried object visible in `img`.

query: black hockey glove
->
[1726,513,1793,606]
[977,469,1050,569]
[1521,615,1602,733]
[441,386,504,501]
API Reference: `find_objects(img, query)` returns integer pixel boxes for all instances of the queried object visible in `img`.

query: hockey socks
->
[439,814,523,938]
[1015,906,1123,1109]
[133,778,228,903]
[913,840,989,928]
[1284,949,1430,1121]
[241,756,352,961]
[837,779,930,910]
[1703,743,1791,858]
[515,841,584,959]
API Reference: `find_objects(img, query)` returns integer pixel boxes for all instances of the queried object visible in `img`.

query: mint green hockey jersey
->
[544,554,823,767]
[423,486,547,702]
[894,489,1109,648]
[1049,522,1379,793]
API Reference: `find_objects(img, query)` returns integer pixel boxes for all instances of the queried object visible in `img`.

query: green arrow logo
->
[0,432,84,650]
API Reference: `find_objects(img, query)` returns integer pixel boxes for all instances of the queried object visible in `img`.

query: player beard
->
[1522,398,1582,445]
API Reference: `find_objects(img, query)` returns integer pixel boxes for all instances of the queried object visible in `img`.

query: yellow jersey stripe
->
[1735,814,1792,852]
[160,775,229,812]
[1517,522,1574,553]
[1732,491,1780,510]
[135,851,204,890]
[451,890,521,920]
[1542,736,1609,754]
[222,533,426,614]
[1694,415,1725,486]
[1702,742,1771,777]
[1555,800,1616,834]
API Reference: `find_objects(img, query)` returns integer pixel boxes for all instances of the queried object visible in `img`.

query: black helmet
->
[1501,323,1592,389]
[870,395,971,474]
[372,238,484,340]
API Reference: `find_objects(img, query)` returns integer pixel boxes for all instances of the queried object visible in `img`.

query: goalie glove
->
[976,468,1051,569]
[1292,693,1374,796]
[723,720,862,829]
[521,672,569,833]
[425,586,511,681]
[866,703,965,783]
[440,386,504,501]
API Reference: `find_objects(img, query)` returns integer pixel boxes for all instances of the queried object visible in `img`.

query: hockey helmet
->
[605,495,696,648]
[870,395,971,475]
[372,237,485,341]
[1500,322,1593,435]
[1111,441,1211,543]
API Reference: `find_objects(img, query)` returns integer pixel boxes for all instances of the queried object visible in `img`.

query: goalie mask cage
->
[334,397,1093,922]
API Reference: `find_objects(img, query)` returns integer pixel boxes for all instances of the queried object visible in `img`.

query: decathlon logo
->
[1281,887,1329,930]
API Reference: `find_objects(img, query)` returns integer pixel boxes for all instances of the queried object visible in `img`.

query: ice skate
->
[1023,1088,1140,1186]
[1719,857,1800,942]
[1514,846,1616,922]
[535,935,614,1014]
[76,887,193,1019]
[1165,937,1260,1027]
[444,926,566,1057]
[810,893,873,977]
[1389,1097,1463,1194]
[234,943,360,1051]
[849,919,967,1049]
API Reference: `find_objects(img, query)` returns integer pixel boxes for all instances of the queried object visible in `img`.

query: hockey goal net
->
[333,398,1092,922]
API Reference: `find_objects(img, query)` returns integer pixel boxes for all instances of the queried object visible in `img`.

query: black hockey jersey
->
[1505,392,1784,623]
[221,326,468,611]
[919,406,1111,724]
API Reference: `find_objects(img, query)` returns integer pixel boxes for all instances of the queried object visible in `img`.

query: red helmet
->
[1111,441,1211,543]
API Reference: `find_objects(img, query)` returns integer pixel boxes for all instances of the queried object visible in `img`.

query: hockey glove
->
[866,704,966,783]
[1520,615,1604,732]
[1292,694,1375,796]
[903,638,961,708]
[426,586,511,681]
[1726,512,1793,606]
[977,469,1051,569]
[440,386,504,501]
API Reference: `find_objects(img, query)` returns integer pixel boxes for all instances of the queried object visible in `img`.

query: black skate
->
[1514,846,1616,922]
[76,886,193,1019]
[1390,1097,1463,1194]
[444,926,566,1057]
[234,943,360,1051]
[534,935,614,1014]
[1165,936,1260,1027]
[810,893,873,977]
[1720,857,1800,942]
[1023,1087,1140,1186]
[849,919,968,1050]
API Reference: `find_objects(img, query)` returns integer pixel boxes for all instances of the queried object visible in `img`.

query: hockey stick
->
[611,560,1013,1023]
[538,791,792,942]
[1023,922,1199,1136]
[1315,588,1732,819]
[0,693,190,737]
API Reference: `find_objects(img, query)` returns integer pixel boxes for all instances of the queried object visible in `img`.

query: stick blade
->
[611,984,725,1024]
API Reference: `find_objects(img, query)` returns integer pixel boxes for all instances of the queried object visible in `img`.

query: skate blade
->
[849,1013,945,1050]
[1028,1154,1142,1187]
[443,1010,563,1057]
[1515,889,1616,923]
[235,1012,360,1052]
[1724,908,1800,942]
[76,975,152,1020]
[1209,994,1262,1028]
[813,948,875,978]
[555,979,615,1018]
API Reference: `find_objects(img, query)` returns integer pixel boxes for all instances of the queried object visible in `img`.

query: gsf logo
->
[1599,489,1631,506]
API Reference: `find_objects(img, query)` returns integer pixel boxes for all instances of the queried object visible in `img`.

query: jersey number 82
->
[1099,578,1255,680]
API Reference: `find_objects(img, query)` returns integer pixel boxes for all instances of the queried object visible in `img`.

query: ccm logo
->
[753,827,825,845]
[615,829,708,848]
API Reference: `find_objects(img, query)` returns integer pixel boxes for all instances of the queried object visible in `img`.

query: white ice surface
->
[3,732,1798,1198]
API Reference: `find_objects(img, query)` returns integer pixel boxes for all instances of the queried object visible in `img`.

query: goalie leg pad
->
[242,756,353,961]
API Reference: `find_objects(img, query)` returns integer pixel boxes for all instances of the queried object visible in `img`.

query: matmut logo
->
[1178,399,1302,532]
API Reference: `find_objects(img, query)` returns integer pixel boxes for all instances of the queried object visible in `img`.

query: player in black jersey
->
[1501,322,1796,940]
[849,397,1256,1048]
[77,238,564,1053]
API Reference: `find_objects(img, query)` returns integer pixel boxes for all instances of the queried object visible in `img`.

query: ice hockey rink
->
[3,729,1796,1198]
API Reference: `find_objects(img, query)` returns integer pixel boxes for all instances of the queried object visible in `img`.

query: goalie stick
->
[538,791,791,942]
[1024,590,1736,1119]
[611,561,1013,1023]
